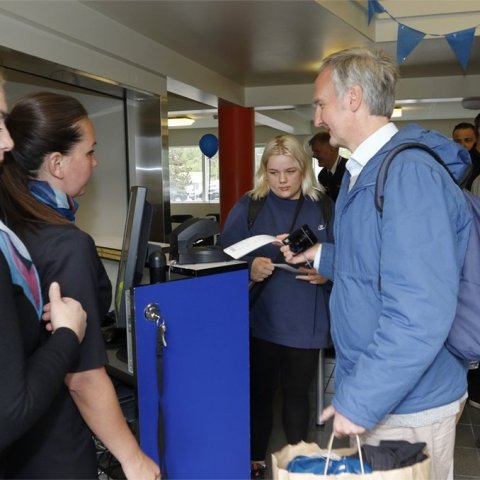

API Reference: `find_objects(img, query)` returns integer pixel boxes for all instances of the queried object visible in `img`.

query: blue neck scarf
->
[28,180,78,222]
[0,221,43,319]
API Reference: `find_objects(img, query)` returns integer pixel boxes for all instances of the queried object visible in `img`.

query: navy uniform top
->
[5,223,111,479]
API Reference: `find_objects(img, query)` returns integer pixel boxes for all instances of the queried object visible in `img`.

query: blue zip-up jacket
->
[220,192,332,349]
[319,124,472,429]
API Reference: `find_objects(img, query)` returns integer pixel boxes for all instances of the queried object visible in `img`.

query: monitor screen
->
[114,186,153,329]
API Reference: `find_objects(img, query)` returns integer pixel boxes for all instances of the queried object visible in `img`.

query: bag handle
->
[323,432,365,476]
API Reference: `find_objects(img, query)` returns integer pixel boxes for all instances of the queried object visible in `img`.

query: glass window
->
[254,146,264,170]
[169,145,266,203]
[168,146,219,203]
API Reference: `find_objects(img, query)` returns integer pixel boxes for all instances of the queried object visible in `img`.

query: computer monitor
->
[114,186,153,330]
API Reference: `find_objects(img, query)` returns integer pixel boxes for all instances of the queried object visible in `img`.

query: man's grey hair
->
[319,47,399,118]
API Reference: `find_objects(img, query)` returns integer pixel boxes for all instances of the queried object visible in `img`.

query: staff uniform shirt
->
[6,223,112,479]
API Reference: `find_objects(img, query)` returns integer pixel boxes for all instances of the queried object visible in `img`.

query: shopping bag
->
[271,433,431,480]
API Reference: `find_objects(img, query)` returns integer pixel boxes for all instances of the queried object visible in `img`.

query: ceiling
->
[76,1,480,132]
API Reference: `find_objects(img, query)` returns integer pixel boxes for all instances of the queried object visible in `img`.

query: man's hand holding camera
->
[277,233,320,264]
[277,233,326,284]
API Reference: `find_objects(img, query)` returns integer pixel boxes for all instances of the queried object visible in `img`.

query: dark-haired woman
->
[0,77,87,476]
[1,92,159,479]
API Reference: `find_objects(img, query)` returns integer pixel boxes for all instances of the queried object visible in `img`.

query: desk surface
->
[169,259,246,277]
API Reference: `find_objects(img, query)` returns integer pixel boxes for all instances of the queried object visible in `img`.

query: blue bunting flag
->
[445,27,476,72]
[367,0,478,71]
[396,23,426,65]
[368,0,385,25]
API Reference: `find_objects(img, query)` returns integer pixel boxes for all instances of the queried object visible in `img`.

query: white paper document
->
[273,263,302,273]
[223,234,282,259]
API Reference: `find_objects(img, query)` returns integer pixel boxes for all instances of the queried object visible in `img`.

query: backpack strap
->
[247,196,267,230]
[375,142,457,215]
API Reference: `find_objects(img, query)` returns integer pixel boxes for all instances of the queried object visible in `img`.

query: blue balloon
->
[199,134,218,158]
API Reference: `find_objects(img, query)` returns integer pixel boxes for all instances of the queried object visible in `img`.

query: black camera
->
[282,224,318,254]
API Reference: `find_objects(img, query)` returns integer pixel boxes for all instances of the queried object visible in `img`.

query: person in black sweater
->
[0,75,86,476]
[0,92,159,480]
[309,130,347,201]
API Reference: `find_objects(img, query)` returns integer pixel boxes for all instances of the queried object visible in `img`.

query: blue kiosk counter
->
[133,264,250,478]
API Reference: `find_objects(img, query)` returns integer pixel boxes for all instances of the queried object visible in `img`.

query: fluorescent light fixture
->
[395,97,462,105]
[168,117,195,127]
[391,107,402,119]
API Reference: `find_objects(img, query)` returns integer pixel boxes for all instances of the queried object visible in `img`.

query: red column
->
[218,99,254,227]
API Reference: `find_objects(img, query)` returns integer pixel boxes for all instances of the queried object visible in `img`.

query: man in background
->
[309,131,347,201]
[463,115,480,190]
[452,122,476,152]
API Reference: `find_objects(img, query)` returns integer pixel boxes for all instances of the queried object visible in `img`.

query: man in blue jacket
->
[281,47,471,480]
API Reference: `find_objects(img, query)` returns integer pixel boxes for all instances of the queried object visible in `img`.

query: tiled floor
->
[101,355,480,479]
[454,400,480,479]
[265,355,480,479]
